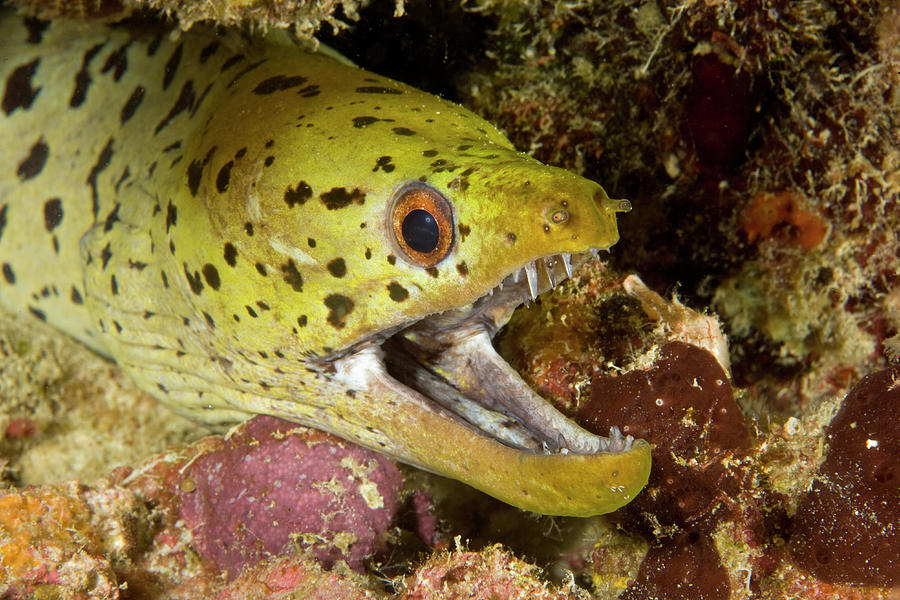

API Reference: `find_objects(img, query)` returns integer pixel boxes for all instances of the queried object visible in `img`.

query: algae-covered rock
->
[10,0,404,32]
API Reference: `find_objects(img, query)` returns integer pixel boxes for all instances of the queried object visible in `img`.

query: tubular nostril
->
[543,204,570,228]
[551,209,568,224]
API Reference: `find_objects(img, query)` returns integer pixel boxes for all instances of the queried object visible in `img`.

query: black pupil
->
[401,209,440,253]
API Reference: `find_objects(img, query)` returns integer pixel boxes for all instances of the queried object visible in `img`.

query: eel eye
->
[391,184,454,267]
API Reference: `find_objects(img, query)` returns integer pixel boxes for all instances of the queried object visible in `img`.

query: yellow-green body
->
[0,14,650,516]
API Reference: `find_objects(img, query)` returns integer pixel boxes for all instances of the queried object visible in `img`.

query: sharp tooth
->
[513,269,522,284]
[609,426,623,451]
[544,257,557,289]
[525,261,539,300]
[590,247,601,260]
[561,253,573,278]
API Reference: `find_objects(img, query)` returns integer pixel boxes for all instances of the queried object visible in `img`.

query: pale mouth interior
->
[372,249,636,456]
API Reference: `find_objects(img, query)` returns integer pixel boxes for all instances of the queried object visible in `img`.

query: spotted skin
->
[0,14,650,516]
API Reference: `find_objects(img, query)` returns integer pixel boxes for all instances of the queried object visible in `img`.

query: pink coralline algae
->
[178,415,403,579]
[790,366,899,586]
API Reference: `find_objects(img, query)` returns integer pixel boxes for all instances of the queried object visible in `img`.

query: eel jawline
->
[330,252,651,516]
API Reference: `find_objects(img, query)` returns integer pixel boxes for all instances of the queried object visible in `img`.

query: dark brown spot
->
[216,160,233,193]
[281,259,303,292]
[425,267,439,278]
[364,248,372,260]
[190,82,214,117]
[184,263,204,295]
[507,232,517,243]
[356,86,403,94]
[147,34,163,57]
[114,167,130,193]
[297,315,308,327]
[298,84,321,97]
[422,149,438,157]
[43,198,62,232]
[458,223,471,242]
[24,17,50,44]
[264,156,275,167]
[2,263,15,284]
[70,43,105,108]
[71,286,83,304]
[387,282,409,302]
[86,138,114,218]
[223,242,237,267]
[162,42,183,90]
[284,181,312,208]
[29,306,46,322]
[203,311,215,329]
[186,146,216,196]
[120,85,145,124]
[17,138,48,181]
[3,58,41,115]
[373,156,395,173]
[246,305,258,317]
[353,116,388,128]
[154,80,195,135]
[202,263,220,290]
[110,274,119,295]
[320,187,365,210]
[166,202,177,232]
[253,74,308,94]
[100,242,112,269]
[326,258,346,278]
[101,41,131,82]
[103,203,120,232]
[392,127,416,136]
[456,261,469,276]
[244,222,254,236]
[0,205,7,243]
[387,254,396,265]
[235,147,247,159]
[255,262,267,276]
[324,294,354,329]
[220,54,245,71]
[307,238,316,248]
[227,59,267,88]
[199,41,220,63]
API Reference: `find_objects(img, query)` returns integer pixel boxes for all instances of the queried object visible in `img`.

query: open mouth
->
[352,249,636,458]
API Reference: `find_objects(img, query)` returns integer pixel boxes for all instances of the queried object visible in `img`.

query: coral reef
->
[396,545,588,600]
[179,416,403,578]
[0,415,404,597]
[459,0,899,411]
[0,308,204,488]
[2,0,899,597]
[9,0,405,33]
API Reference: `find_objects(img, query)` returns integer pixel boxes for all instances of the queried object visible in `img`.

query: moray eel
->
[0,14,650,516]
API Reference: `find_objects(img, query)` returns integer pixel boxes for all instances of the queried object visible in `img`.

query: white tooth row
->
[555,426,635,455]
[513,249,607,301]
